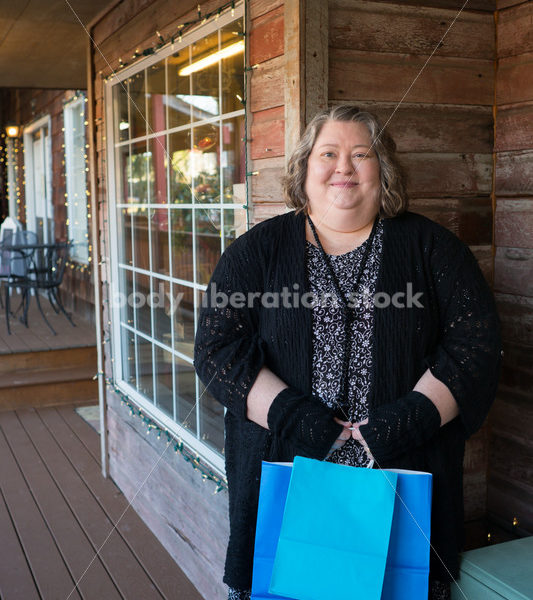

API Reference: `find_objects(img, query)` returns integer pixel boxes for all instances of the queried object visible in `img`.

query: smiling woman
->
[194,105,502,600]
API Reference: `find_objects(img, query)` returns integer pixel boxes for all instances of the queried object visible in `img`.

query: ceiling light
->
[179,40,244,76]
[5,124,20,138]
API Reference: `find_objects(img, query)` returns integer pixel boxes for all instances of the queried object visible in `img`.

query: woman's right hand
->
[326,418,352,457]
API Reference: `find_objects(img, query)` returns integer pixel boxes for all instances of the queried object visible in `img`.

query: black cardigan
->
[194,210,501,590]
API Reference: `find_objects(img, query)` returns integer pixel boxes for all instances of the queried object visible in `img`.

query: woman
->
[194,105,501,600]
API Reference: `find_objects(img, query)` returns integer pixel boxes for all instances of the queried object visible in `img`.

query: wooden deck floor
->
[0,292,95,354]
[0,404,203,600]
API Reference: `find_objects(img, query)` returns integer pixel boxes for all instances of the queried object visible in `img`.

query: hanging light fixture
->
[5,123,21,138]
[179,39,244,76]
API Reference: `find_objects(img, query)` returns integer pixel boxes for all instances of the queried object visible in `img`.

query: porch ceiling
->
[0,0,113,89]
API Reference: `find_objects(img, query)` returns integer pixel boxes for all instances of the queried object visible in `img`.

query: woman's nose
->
[335,154,356,174]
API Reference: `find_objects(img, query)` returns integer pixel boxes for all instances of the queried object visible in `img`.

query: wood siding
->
[0,88,94,320]
[490,0,533,535]
[329,0,495,521]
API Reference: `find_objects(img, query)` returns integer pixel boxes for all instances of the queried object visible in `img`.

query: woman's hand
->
[350,418,374,461]
[325,418,352,457]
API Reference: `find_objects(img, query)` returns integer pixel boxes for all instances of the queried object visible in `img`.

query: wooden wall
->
[328,0,495,522]
[0,88,94,319]
[489,0,533,535]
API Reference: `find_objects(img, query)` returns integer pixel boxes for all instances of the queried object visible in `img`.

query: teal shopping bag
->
[269,457,398,600]
[251,462,294,599]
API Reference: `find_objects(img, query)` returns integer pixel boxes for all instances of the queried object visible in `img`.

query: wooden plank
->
[0,420,82,600]
[304,0,328,124]
[250,0,283,20]
[333,102,493,154]
[494,247,533,297]
[369,0,496,10]
[495,103,533,152]
[495,198,533,248]
[463,471,487,520]
[403,152,493,196]
[250,55,285,112]
[489,433,533,491]
[40,406,203,600]
[284,0,305,158]
[251,106,285,159]
[249,5,284,64]
[106,396,224,600]
[15,408,164,600]
[57,404,101,464]
[495,150,533,196]
[0,488,41,600]
[497,1,533,58]
[496,52,533,105]
[92,0,165,45]
[250,156,285,204]
[495,292,533,346]
[487,476,533,535]
[252,202,287,225]
[497,0,531,11]
[0,411,122,600]
[490,391,533,446]
[330,1,494,60]
[410,196,493,245]
[330,50,494,105]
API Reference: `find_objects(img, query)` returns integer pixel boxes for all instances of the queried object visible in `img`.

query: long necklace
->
[307,214,379,423]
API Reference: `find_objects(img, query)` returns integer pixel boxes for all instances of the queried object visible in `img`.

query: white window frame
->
[105,3,245,474]
[23,115,53,243]
[64,95,89,263]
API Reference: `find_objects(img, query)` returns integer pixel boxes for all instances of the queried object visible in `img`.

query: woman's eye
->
[322,152,335,158]
[353,153,367,159]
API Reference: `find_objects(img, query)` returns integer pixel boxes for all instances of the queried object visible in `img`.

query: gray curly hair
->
[283,105,408,217]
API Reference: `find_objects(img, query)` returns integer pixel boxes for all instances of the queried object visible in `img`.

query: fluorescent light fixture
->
[179,40,244,76]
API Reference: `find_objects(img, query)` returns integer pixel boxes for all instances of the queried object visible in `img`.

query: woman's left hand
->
[350,418,374,460]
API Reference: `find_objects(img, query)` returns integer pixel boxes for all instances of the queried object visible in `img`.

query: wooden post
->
[284,0,328,161]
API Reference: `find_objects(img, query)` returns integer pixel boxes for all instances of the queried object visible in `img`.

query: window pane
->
[128,71,147,139]
[221,21,244,114]
[173,283,195,359]
[199,382,224,454]
[114,84,130,142]
[195,208,220,285]
[132,211,149,271]
[136,335,153,400]
[223,207,247,250]
[222,116,245,201]
[147,135,168,204]
[152,276,170,344]
[193,123,220,204]
[155,346,173,418]
[169,130,192,204]
[121,327,136,386]
[116,144,130,203]
[191,32,220,121]
[118,208,133,266]
[167,50,191,129]
[175,356,197,434]
[119,267,134,326]
[130,140,149,203]
[135,271,151,337]
[151,207,169,275]
[146,61,166,133]
[170,209,193,281]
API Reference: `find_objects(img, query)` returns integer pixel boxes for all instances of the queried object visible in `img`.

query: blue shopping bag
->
[251,462,294,600]
[381,469,433,600]
[269,457,398,600]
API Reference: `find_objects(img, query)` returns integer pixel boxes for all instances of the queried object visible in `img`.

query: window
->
[24,116,53,243]
[64,96,89,262]
[106,5,246,470]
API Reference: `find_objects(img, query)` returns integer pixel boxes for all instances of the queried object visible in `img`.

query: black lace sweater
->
[193,210,501,590]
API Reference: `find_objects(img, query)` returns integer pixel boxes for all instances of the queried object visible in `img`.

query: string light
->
[103,378,227,493]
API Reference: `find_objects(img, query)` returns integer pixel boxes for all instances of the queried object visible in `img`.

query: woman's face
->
[304,120,381,218]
